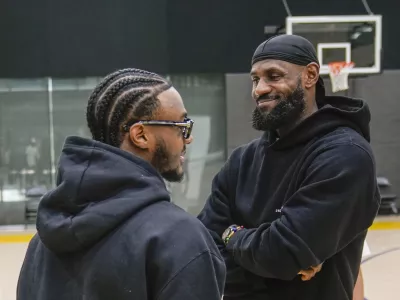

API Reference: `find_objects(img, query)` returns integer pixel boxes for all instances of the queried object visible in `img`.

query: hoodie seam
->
[316,140,374,164]
[339,128,354,144]
[155,250,221,300]
[68,144,96,247]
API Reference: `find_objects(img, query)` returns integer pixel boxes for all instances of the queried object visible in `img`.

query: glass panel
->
[292,21,377,70]
[0,79,51,206]
[51,78,102,157]
[166,74,226,216]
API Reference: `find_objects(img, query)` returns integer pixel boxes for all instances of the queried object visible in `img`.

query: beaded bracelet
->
[223,225,244,245]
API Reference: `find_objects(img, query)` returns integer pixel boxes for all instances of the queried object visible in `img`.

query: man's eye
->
[270,75,281,81]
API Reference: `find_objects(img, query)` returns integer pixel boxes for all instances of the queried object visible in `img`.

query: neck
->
[276,119,302,137]
[120,139,152,164]
[276,101,318,137]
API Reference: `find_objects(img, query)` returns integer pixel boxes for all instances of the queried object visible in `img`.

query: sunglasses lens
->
[182,128,188,139]
[181,118,193,139]
[186,121,193,139]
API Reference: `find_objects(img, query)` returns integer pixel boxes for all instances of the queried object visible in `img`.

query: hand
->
[298,264,323,281]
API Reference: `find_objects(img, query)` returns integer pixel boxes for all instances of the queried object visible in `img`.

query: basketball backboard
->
[286,15,382,75]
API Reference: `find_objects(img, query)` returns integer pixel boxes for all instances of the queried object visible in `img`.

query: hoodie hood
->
[36,136,170,254]
[263,96,371,149]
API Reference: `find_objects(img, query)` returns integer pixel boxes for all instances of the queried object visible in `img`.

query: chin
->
[161,168,184,183]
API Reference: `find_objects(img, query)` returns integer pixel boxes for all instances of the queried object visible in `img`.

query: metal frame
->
[47,78,56,187]
[317,43,352,71]
[286,15,382,75]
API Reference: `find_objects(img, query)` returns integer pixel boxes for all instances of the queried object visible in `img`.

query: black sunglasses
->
[122,117,194,140]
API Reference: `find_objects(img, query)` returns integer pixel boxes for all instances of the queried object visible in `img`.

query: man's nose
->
[185,135,193,144]
[253,80,273,99]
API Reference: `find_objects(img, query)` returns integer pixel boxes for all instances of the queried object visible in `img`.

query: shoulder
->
[322,126,372,150]
[127,202,224,295]
[211,137,263,189]
[224,137,264,174]
[312,127,375,164]
[307,134,376,180]
[165,203,222,251]
[229,137,263,160]
[133,201,222,256]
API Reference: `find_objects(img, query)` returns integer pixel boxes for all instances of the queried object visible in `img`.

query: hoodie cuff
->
[225,228,249,251]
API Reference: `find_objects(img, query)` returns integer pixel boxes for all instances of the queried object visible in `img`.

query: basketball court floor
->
[0,216,399,300]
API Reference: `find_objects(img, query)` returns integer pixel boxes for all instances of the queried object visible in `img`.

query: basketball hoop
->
[328,61,354,93]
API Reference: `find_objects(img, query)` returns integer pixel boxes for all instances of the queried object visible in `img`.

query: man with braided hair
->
[17,68,226,300]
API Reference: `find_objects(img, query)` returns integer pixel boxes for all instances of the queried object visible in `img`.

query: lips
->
[180,149,186,163]
[257,99,274,105]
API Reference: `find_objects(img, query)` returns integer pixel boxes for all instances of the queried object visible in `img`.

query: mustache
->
[256,94,281,102]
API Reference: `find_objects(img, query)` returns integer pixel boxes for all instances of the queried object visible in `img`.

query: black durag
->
[251,34,325,101]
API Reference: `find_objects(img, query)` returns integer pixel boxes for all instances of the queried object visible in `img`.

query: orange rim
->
[328,61,355,75]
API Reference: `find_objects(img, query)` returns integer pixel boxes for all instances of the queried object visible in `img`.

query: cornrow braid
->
[87,69,140,140]
[95,76,159,143]
[87,68,162,141]
[107,89,152,147]
[86,68,171,147]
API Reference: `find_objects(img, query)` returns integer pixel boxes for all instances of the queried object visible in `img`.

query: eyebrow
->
[181,112,187,119]
[250,70,257,77]
[250,65,286,77]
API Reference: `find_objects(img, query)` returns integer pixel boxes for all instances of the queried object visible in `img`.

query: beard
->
[151,137,184,183]
[252,79,306,132]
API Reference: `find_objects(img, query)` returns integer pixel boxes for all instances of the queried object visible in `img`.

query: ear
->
[304,62,320,89]
[129,124,149,149]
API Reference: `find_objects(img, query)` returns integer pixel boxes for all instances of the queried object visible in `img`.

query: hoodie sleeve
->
[225,143,380,280]
[156,251,225,300]
[198,152,251,287]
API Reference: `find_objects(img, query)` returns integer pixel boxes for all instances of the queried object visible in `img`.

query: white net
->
[328,62,354,93]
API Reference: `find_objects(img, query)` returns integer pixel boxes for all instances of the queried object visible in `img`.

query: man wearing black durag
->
[198,34,380,300]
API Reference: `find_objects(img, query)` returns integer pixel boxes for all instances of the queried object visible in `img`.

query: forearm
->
[207,228,250,285]
[224,146,378,280]
[224,224,311,280]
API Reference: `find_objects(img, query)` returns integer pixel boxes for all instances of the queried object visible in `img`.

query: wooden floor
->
[0,217,399,300]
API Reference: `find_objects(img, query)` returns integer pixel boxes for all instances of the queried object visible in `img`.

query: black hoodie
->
[198,96,380,300]
[17,136,225,300]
